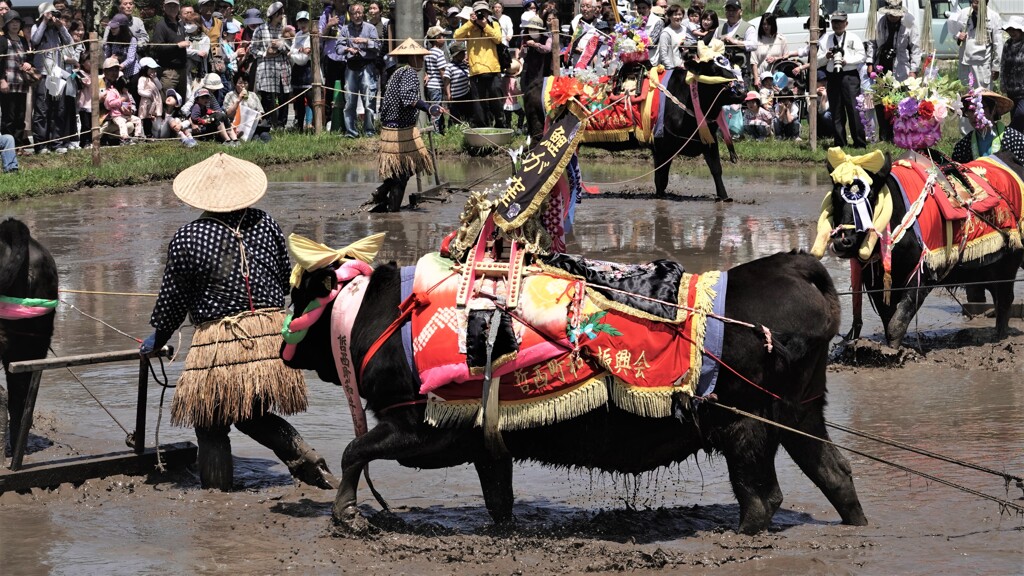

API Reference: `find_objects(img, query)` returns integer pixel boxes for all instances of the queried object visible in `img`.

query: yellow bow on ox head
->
[287,232,386,287]
[827,147,886,186]
[696,39,726,63]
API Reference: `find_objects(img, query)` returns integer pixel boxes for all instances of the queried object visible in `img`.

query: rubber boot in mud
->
[235,414,339,489]
[195,425,234,491]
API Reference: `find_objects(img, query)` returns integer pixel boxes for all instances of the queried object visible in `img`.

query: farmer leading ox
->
[280,228,866,534]
[811,147,1024,347]
[539,40,746,200]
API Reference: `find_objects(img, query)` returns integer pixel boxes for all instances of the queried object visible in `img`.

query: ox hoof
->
[715,196,733,203]
[289,457,339,490]
[332,505,376,535]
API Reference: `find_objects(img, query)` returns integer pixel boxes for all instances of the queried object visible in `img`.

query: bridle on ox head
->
[833,176,875,235]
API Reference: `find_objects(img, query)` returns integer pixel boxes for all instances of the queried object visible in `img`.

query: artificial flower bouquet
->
[870,70,963,150]
[607,15,651,64]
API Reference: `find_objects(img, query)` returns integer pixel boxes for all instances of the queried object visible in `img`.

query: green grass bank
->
[0,124,959,201]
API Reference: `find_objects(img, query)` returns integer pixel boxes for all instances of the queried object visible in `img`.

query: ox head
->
[683,39,747,113]
[280,232,385,380]
[811,148,894,261]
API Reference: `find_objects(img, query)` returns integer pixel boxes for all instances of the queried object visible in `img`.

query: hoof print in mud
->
[833,339,920,368]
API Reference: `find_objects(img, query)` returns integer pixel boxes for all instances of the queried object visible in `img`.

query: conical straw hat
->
[389,37,431,57]
[173,153,267,212]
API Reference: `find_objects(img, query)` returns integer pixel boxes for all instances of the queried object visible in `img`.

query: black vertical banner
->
[494,113,585,232]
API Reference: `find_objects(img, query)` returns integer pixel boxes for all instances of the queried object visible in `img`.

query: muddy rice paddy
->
[1,157,1022,575]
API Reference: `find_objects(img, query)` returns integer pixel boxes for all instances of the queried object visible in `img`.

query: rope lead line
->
[708,401,1024,515]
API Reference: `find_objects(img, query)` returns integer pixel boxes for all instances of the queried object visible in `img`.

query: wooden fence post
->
[90,32,101,167]
[311,29,324,134]
[550,18,561,77]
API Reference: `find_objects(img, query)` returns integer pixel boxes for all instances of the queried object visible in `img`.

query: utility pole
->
[394,0,424,42]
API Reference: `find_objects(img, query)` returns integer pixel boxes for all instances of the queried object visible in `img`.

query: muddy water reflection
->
[1,158,1021,574]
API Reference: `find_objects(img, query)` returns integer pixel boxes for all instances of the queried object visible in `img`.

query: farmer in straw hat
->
[952,89,1024,165]
[368,38,445,212]
[140,153,337,491]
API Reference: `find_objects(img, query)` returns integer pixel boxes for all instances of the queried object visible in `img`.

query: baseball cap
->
[426,25,445,38]
[831,11,848,21]
[724,0,740,9]
[164,0,180,5]
[295,10,310,21]
[471,1,490,14]
[102,56,121,69]
[446,6,460,16]
[760,71,773,82]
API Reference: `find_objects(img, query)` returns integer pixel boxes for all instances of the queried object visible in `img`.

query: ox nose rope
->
[706,400,1024,516]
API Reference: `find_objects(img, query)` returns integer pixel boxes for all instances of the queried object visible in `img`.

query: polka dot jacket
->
[380,65,423,129]
[951,126,1024,165]
[150,208,291,332]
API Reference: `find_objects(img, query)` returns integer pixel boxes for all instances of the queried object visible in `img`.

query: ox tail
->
[790,250,842,339]
[0,218,31,295]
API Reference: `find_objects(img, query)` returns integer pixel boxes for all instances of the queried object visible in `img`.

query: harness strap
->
[331,274,371,437]
[358,292,428,384]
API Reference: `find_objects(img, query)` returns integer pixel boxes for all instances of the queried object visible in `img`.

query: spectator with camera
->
[454,1,506,128]
[30,3,73,154]
[818,11,866,148]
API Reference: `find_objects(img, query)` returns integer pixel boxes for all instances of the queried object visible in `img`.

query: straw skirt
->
[378,126,433,180]
[170,309,308,429]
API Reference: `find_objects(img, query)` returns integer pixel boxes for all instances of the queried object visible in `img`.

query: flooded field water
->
[0,157,1021,575]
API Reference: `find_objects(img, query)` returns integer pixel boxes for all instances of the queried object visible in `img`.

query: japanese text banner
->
[494,113,585,232]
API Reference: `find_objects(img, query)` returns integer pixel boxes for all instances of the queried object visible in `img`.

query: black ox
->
[820,150,1024,348]
[283,250,866,535]
[0,219,58,456]
[526,49,746,201]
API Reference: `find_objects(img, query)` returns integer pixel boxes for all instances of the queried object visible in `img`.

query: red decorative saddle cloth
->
[542,68,665,144]
[409,253,723,431]
[891,156,1024,271]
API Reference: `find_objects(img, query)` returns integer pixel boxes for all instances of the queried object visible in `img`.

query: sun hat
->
[1,10,22,30]
[450,40,467,55]
[457,5,473,19]
[139,56,160,70]
[389,37,431,56]
[773,70,789,89]
[965,89,1013,117]
[295,10,310,21]
[507,58,522,77]
[102,56,121,69]
[174,153,267,212]
[651,5,665,16]
[37,2,56,16]
[446,6,460,16]
[522,15,545,31]
[878,0,904,18]
[242,7,262,25]
[830,11,848,21]
[426,25,445,38]
[1003,15,1024,32]
[472,1,491,14]
[202,72,225,90]
[744,90,760,102]
[266,1,283,17]
[224,20,241,33]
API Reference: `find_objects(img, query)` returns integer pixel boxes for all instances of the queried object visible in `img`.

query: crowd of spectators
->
[2,0,1024,167]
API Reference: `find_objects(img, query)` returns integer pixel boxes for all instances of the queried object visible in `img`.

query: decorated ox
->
[281,237,865,535]
[812,148,1024,347]
[0,219,58,456]
[539,40,746,200]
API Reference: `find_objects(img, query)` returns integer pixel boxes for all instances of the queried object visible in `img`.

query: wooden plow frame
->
[0,347,197,492]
